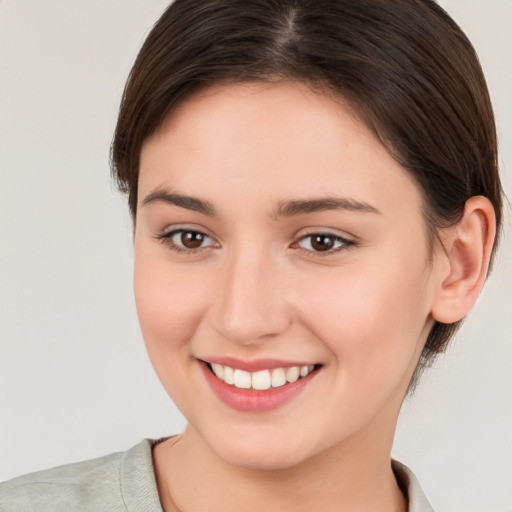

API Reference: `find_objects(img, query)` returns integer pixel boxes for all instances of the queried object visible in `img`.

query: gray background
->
[0,1,510,511]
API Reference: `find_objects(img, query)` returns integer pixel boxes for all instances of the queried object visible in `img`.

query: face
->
[134,82,441,470]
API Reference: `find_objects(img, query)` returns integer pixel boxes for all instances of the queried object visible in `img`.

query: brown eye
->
[180,231,206,249]
[157,229,217,253]
[310,235,336,251]
[296,233,351,254]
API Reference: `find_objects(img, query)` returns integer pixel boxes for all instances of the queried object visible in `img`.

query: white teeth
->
[233,369,251,389]
[211,363,224,379]
[223,366,235,385]
[300,365,310,377]
[271,368,287,388]
[252,370,272,390]
[286,366,300,383]
[209,362,316,390]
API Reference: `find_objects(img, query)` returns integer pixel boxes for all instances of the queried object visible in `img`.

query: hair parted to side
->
[111,0,503,377]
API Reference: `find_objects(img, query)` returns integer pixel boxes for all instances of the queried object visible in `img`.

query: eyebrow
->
[141,188,217,216]
[141,187,381,218]
[273,197,382,217]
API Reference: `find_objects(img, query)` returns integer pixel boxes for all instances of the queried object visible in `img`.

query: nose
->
[208,247,292,345]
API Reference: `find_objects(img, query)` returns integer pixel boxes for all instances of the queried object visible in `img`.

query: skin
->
[133,82,495,511]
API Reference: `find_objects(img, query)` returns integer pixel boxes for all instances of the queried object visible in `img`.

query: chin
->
[218,443,308,471]
[199,424,318,471]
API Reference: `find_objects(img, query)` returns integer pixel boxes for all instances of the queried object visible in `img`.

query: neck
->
[153,420,407,512]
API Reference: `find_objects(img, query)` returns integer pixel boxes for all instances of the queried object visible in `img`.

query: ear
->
[431,196,496,324]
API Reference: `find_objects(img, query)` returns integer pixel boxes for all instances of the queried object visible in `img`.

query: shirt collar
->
[393,459,435,512]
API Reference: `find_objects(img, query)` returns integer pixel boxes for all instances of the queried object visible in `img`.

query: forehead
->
[138,82,423,216]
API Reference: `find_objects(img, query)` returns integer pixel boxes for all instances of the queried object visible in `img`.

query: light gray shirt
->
[0,439,434,511]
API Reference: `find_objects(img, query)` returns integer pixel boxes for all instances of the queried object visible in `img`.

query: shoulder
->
[0,439,163,512]
[0,450,125,512]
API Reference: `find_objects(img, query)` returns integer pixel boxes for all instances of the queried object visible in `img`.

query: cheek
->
[295,257,431,383]
[133,247,210,364]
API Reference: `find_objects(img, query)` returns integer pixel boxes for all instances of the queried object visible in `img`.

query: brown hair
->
[111,0,503,374]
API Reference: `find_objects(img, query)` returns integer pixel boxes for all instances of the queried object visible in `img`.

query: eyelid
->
[154,227,220,254]
[291,230,356,256]
[154,225,356,257]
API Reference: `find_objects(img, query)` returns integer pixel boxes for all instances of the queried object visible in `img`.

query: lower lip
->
[200,361,319,412]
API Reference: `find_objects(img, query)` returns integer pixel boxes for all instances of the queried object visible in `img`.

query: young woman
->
[1,1,505,511]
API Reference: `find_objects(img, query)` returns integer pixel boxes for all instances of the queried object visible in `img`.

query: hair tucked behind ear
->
[111,0,503,380]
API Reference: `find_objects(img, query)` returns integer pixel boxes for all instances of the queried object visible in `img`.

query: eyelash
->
[155,229,356,257]
[292,232,355,256]
[154,229,216,255]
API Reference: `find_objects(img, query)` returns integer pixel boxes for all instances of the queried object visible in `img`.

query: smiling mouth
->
[204,362,320,391]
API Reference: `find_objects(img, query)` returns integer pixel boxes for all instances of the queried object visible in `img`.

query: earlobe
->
[431,196,496,324]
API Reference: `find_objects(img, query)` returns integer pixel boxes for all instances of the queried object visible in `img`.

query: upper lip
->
[200,356,318,372]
